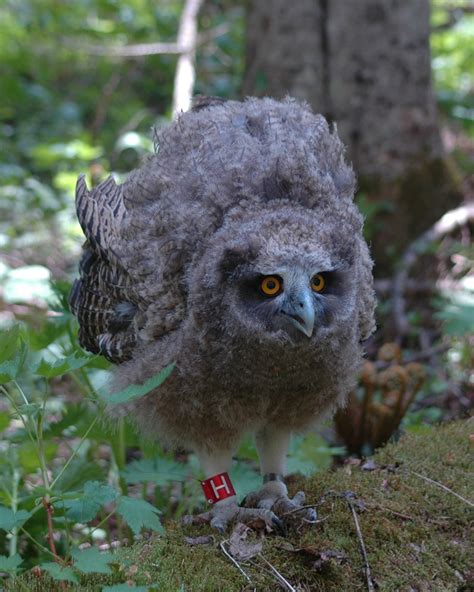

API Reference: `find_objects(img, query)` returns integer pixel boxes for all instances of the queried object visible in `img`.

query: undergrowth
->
[5,420,472,591]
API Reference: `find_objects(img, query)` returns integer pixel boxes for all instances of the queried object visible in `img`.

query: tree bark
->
[242,0,461,272]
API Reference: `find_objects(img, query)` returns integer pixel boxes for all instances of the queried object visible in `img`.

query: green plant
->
[0,310,176,586]
[0,290,340,586]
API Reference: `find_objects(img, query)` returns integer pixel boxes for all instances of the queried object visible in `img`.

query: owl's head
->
[173,97,375,345]
[189,205,362,345]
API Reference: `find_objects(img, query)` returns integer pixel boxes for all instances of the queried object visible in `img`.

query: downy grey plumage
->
[70,96,376,455]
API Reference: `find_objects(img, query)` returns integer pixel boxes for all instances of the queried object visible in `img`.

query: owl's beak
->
[279,289,315,338]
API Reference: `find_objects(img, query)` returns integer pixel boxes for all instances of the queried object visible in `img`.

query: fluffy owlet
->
[70,97,376,531]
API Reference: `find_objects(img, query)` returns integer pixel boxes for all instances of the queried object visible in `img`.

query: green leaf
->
[32,351,94,378]
[19,440,57,472]
[83,480,119,505]
[0,411,10,432]
[41,562,78,583]
[72,546,115,574]
[0,553,23,572]
[43,404,92,438]
[0,506,32,531]
[116,496,164,535]
[0,341,28,384]
[53,458,105,493]
[121,457,188,486]
[64,481,118,522]
[63,496,100,523]
[0,324,20,363]
[287,433,344,476]
[16,403,42,418]
[27,316,69,350]
[103,364,175,405]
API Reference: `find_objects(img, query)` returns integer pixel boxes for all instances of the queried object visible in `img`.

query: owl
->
[70,96,376,532]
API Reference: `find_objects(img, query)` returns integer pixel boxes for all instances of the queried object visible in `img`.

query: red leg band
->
[201,472,236,504]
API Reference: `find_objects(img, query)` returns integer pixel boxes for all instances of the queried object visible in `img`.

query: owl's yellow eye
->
[260,276,282,296]
[311,274,325,292]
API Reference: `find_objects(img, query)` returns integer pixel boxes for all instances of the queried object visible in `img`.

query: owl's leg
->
[243,426,317,524]
[183,447,285,534]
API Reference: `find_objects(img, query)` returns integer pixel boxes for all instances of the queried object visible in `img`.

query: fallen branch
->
[391,203,474,337]
[410,471,474,508]
[346,494,376,592]
[219,540,253,585]
[258,554,297,592]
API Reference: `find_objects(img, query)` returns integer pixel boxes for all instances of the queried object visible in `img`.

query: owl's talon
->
[243,483,317,526]
[304,507,318,523]
[184,499,285,534]
[292,491,306,506]
[271,515,287,537]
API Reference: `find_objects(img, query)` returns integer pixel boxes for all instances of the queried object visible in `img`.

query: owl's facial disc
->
[258,271,322,339]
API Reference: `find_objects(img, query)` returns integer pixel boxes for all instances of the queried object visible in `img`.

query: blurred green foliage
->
[431,0,474,136]
[0,0,244,263]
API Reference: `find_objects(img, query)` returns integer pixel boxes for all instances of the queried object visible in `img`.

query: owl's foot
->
[182,496,286,535]
[242,478,317,526]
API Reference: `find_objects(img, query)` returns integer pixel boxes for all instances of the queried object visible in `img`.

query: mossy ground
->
[7,420,473,591]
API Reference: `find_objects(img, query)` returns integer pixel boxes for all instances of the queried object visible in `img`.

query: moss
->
[6,420,473,591]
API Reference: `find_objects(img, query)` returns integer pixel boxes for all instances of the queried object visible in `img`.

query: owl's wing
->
[69,175,146,363]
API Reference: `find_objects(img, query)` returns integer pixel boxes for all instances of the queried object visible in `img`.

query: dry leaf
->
[228,522,263,561]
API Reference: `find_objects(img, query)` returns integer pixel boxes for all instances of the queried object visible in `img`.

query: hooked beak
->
[279,289,315,338]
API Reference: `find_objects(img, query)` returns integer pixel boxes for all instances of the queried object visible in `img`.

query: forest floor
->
[8,419,473,592]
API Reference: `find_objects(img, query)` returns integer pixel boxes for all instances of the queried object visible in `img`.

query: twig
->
[346,496,376,592]
[258,554,297,592]
[392,203,474,337]
[42,498,61,563]
[281,503,321,517]
[410,471,474,508]
[62,23,228,58]
[172,0,203,116]
[66,40,182,57]
[9,468,20,558]
[219,540,254,585]
[49,414,99,490]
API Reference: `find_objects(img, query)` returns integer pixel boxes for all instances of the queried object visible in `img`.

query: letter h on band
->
[201,472,236,504]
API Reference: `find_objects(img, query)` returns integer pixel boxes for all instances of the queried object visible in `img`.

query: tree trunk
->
[242,0,461,273]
